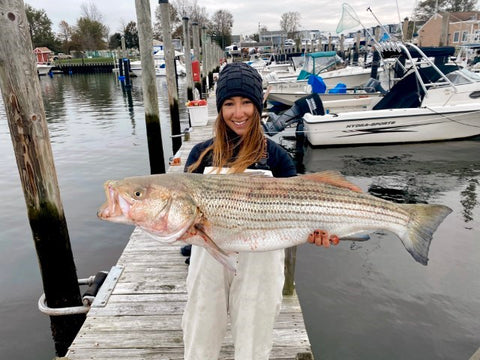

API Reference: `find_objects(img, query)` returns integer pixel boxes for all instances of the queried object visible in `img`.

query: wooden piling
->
[192,22,202,96]
[200,26,208,97]
[370,47,381,80]
[340,34,345,59]
[182,16,194,101]
[0,1,85,355]
[135,0,166,174]
[354,31,361,65]
[159,0,182,154]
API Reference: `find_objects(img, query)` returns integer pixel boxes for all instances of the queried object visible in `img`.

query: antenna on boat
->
[366,6,391,40]
[395,0,405,41]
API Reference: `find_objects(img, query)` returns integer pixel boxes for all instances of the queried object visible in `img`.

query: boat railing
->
[378,41,459,95]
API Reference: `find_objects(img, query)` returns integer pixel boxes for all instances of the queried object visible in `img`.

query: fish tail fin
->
[400,204,452,265]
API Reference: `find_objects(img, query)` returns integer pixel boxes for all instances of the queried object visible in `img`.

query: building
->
[418,11,480,47]
[33,47,52,64]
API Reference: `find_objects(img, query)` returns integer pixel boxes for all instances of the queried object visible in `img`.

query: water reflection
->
[296,139,480,223]
[460,178,478,224]
[280,133,480,226]
[291,138,480,360]
[122,86,136,133]
[0,73,189,360]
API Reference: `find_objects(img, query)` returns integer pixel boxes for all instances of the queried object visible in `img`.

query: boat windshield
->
[442,68,480,84]
[298,52,343,79]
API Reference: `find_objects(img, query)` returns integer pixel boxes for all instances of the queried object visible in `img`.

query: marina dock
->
[66,95,314,359]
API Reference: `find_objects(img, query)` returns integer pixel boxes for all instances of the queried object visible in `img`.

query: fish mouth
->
[97,181,134,224]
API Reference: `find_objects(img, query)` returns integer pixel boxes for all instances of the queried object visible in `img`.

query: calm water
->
[0,73,190,359]
[0,74,479,360]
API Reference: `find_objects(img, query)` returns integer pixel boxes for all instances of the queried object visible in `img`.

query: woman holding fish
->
[182,62,335,360]
[97,62,451,360]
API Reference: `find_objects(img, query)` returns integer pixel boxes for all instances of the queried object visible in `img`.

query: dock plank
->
[66,94,314,359]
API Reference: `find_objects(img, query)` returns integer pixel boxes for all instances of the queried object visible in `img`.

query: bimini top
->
[379,42,455,59]
[306,51,338,58]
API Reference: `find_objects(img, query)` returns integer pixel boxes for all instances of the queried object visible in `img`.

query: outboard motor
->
[363,77,387,94]
[263,93,325,136]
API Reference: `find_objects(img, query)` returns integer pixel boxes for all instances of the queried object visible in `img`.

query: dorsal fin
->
[300,170,362,192]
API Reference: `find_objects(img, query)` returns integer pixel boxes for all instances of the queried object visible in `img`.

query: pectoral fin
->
[194,223,237,271]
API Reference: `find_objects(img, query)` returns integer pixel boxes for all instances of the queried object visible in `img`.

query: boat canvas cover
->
[373,64,460,110]
[381,46,455,60]
[297,51,343,80]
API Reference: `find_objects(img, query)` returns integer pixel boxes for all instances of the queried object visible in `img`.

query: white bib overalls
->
[181,168,285,360]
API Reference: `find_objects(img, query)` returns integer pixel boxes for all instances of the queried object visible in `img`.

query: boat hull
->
[36,64,53,76]
[303,104,480,146]
[268,91,383,112]
[129,59,186,77]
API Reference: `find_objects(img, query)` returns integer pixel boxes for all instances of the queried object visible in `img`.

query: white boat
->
[268,91,384,113]
[36,63,53,76]
[130,48,186,77]
[265,51,377,93]
[303,42,480,146]
[455,43,480,73]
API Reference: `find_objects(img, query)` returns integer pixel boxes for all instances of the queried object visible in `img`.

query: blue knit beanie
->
[216,62,264,113]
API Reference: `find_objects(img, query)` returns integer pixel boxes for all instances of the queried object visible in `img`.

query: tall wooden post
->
[402,18,409,42]
[0,1,85,355]
[182,16,194,101]
[192,22,202,96]
[121,35,127,59]
[201,26,208,97]
[192,22,200,62]
[370,47,381,80]
[159,0,182,154]
[354,31,361,65]
[135,0,166,174]
[340,34,345,60]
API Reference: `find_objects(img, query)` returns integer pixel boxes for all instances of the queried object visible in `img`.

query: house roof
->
[419,11,480,32]
[448,11,480,22]
[33,47,52,53]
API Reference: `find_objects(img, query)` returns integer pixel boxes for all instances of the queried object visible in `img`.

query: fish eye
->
[133,188,144,199]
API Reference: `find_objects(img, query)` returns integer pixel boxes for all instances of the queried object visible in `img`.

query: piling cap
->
[216,62,263,114]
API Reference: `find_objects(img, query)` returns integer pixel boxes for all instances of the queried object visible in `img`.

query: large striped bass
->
[97,171,452,270]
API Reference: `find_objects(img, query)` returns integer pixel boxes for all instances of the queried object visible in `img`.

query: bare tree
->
[153,3,180,40]
[154,0,210,41]
[171,0,209,26]
[80,1,103,22]
[58,20,72,43]
[79,1,109,38]
[280,11,301,39]
[210,9,233,48]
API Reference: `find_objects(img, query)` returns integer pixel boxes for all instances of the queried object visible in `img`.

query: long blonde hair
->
[187,108,266,174]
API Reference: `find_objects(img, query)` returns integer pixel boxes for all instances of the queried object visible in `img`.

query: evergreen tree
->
[414,0,477,21]
[124,22,139,49]
[24,4,60,51]
[108,33,122,50]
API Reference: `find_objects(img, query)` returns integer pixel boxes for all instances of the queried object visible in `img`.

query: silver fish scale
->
[182,174,411,233]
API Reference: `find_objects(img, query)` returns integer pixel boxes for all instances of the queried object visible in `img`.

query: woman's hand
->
[307,230,340,248]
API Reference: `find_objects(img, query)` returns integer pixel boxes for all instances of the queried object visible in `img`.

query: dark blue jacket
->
[184,138,297,178]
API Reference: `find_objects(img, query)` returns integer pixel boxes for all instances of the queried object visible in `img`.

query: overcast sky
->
[26,0,418,37]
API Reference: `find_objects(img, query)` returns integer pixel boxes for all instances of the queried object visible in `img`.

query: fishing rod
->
[366,6,391,40]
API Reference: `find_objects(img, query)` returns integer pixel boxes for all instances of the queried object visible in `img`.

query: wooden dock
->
[66,96,314,359]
